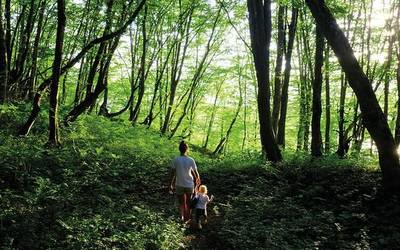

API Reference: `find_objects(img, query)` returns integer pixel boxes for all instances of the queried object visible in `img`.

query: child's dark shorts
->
[195,209,207,222]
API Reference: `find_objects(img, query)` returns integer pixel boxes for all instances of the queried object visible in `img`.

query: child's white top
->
[195,193,210,209]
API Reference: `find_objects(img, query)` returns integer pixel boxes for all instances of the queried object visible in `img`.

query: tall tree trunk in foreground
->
[306,0,400,191]
[0,0,8,103]
[247,0,282,162]
[277,7,298,147]
[48,0,66,145]
[311,25,324,157]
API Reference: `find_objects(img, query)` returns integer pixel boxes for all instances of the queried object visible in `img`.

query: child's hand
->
[210,195,214,201]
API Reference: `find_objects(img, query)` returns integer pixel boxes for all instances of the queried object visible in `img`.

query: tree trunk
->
[48,0,66,145]
[271,5,285,134]
[130,4,148,123]
[277,7,298,147]
[14,0,36,90]
[4,0,10,73]
[311,25,324,157]
[161,5,194,135]
[168,8,220,139]
[324,46,331,153]
[337,73,347,157]
[395,5,400,145]
[247,0,282,162]
[203,81,223,149]
[0,0,8,103]
[383,18,395,118]
[296,34,305,151]
[306,0,400,191]
[27,0,46,99]
[213,77,243,156]
[395,50,400,145]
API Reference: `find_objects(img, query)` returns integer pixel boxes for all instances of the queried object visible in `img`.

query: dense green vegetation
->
[1,0,400,248]
[2,106,400,249]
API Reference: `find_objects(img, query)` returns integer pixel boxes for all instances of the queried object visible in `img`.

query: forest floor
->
[2,106,400,249]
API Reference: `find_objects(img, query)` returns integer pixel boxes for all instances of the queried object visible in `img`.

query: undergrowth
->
[1,103,399,249]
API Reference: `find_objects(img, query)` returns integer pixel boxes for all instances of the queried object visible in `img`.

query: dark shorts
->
[175,186,193,195]
[195,208,207,222]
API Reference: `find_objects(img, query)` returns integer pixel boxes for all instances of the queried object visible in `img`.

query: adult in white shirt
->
[169,141,201,222]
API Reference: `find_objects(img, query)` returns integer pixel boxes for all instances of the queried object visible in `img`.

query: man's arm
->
[169,168,176,192]
[192,169,201,186]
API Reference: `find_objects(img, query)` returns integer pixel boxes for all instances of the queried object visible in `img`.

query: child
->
[194,185,214,229]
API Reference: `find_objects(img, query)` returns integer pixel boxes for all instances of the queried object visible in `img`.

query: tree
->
[48,0,66,145]
[0,0,7,103]
[277,7,298,147]
[311,24,324,157]
[271,5,285,134]
[305,0,400,191]
[247,0,282,162]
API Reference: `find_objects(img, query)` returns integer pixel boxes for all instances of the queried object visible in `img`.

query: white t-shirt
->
[195,193,210,209]
[171,155,197,188]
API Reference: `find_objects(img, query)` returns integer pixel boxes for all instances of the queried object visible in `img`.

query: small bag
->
[190,193,199,209]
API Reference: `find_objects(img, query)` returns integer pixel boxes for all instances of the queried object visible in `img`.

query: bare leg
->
[177,194,185,221]
[183,193,191,221]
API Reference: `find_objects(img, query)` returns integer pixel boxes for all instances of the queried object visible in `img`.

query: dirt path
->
[146,166,258,249]
[181,201,229,249]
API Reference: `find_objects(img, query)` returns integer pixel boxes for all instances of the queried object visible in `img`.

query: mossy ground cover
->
[1,104,400,249]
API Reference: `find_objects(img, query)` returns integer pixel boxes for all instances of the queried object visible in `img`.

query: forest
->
[1,0,400,248]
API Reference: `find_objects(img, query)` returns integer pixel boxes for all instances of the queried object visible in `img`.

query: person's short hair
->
[199,185,207,194]
[179,141,188,154]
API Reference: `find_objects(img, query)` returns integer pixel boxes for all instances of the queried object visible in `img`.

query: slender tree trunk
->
[247,0,282,162]
[384,18,395,118]
[296,34,305,151]
[27,0,46,99]
[130,4,148,123]
[242,77,248,151]
[203,82,223,149]
[4,0,10,73]
[161,5,193,135]
[337,73,347,157]
[99,70,109,116]
[272,5,285,134]
[277,7,298,147]
[14,0,36,89]
[213,78,243,155]
[48,0,66,145]
[0,0,8,103]
[395,50,400,145]
[324,46,331,153]
[169,9,220,139]
[311,25,324,157]
[395,5,400,145]
[306,0,400,191]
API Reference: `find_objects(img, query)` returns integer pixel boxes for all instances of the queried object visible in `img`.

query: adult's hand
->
[196,177,201,186]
